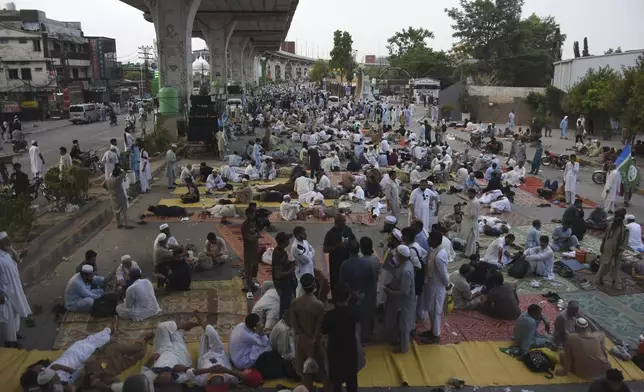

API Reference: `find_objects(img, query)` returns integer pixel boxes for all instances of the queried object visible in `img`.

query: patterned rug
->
[216,223,274,284]
[513,188,550,207]
[575,268,644,296]
[519,176,598,208]
[53,278,247,350]
[560,291,644,347]
[612,293,644,313]
[418,294,559,345]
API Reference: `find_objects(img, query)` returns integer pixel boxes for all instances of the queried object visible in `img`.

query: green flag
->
[616,145,639,191]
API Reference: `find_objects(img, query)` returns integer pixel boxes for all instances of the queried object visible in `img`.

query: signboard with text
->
[89,39,100,80]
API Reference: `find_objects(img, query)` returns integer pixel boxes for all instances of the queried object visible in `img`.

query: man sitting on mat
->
[180,176,200,204]
[512,304,553,354]
[234,178,254,204]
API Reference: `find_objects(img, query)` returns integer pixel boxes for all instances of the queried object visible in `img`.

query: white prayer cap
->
[81,264,94,273]
[396,244,410,257]
[639,334,644,343]
[283,194,291,200]
[171,143,177,148]
[0,232,7,241]
[159,223,169,231]
[392,228,402,242]
[626,214,635,221]
[492,155,497,158]
[37,368,56,385]
[110,145,117,151]
[427,181,434,186]
[385,216,397,225]
[121,255,132,262]
[31,140,37,145]
[575,317,589,328]
[242,178,248,183]
[415,166,421,170]
[156,233,167,242]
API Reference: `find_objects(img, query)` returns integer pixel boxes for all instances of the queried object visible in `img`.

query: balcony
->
[49,51,90,61]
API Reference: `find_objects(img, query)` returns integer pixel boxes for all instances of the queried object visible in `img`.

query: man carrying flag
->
[603,145,639,213]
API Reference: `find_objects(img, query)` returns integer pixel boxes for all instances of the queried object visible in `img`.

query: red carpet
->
[416,293,558,345]
[519,176,597,208]
[217,224,274,283]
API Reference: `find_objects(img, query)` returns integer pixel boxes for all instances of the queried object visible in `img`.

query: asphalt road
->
[5,114,148,173]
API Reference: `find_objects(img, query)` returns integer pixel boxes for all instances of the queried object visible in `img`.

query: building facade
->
[553,49,644,92]
[0,8,117,119]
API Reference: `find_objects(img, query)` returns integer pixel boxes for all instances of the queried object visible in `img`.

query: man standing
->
[0,232,32,348]
[408,180,433,232]
[323,214,356,291]
[290,273,328,392]
[242,208,261,299]
[384,245,416,353]
[516,141,527,167]
[508,109,516,131]
[563,155,580,204]
[421,231,451,344]
[383,171,401,218]
[602,164,620,213]
[530,140,543,175]
[29,140,45,177]
[58,147,72,172]
[166,144,178,189]
[338,241,376,341]
[560,116,568,139]
[101,145,119,181]
[596,209,629,290]
[104,166,132,229]
[462,189,480,256]
[271,231,295,316]
[291,226,315,297]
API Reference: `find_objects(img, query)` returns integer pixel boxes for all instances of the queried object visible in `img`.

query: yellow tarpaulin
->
[3,340,642,391]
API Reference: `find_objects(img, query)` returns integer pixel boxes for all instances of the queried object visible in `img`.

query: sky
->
[13,0,644,63]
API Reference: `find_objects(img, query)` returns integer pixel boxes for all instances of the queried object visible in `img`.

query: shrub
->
[44,166,91,207]
[0,197,36,239]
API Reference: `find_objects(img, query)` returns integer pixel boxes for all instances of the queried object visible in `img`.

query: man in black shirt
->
[467,253,499,287]
[199,162,214,182]
[10,163,30,198]
[588,368,631,392]
[308,147,321,179]
[323,214,356,291]
[272,232,296,317]
[70,140,82,160]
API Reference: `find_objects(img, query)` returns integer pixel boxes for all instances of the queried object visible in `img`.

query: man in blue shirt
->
[525,220,542,249]
[530,140,544,175]
[65,264,105,312]
[513,304,551,353]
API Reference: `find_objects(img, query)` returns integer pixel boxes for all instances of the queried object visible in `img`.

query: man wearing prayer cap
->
[625,214,644,252]
[64,262,106,312]
[29,139,45,177]
[158,223,179,249]
[0,231,32,347]
[557,317,611,379]
[290,272,329,392]
[383,244,416,353]
[166,143,178,189]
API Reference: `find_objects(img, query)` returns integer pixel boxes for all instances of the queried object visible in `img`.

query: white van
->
[328,95,339,108]
[69,104,100,124]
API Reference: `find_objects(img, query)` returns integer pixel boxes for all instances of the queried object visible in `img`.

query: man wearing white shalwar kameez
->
[479,189,503,204]
[140,149,151,193]
[294,175,320,203]
[0,232,32,346]
[602,165,620,213]
[101,146,119,181]
[29,141,45,177]
[408,180,434,232]
[35,328,111,386]
[563,157,580,204]
[259,160,277,180]
[490,196,512,213]
[116,273,162,321]
[384,174,401,218]
[419,232,451,343]
[188,325,243,387]
[483,234,515,266]
[251,283,281,331]
[244,164,260,180]
[463,189,480,257]
[206,172,226,193]
[409,167,423,185]
[280,195,300,221]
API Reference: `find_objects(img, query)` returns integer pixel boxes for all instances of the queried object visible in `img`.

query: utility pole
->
[137,45,153,97]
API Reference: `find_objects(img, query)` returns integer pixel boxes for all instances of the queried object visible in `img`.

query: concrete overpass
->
[119,0,301,112]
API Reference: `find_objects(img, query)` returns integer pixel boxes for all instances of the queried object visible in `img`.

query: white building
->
[412,77,440,100]
[553,49,644,92]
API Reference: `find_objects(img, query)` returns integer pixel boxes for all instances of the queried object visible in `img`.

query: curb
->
[450,132,644,197]
[19,160,168,289]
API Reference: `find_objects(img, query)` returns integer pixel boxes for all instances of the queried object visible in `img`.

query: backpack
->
[521,350,555,378]
[90,294,118,318]
[507,253,530,279]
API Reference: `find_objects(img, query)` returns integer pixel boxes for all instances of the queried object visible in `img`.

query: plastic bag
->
[303,357,319,374]
[261,247,274,265]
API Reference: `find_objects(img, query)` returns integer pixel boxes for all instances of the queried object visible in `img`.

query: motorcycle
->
[12,139,27,153]
[26,176,54,202]
[469,131,483,149]
[76,149,102,173]
[541,150,569,170]
[109,114,118,126]
[592,162,609,184]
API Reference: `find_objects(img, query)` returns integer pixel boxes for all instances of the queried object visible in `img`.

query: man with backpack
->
[513,304,552,354]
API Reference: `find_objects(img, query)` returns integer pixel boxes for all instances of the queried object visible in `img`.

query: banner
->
[616,144,640,192]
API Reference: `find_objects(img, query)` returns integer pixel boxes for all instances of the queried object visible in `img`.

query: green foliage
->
[622,58,644,134]
[44,166,91,207]
[573,41,581,58]
[441,104,455,118]
[0,197,36,239]
[309,59,327,83]
[329,30,354,83]
[386,27,455,88]
[445,0,565,87]
[563,67,623,130]
[582,37,590,57]
[604,47,622,55]
[142,128,172,155]
[123,70,151,81]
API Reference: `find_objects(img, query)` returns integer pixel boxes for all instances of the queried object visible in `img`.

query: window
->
[8,69,18,79]
[0,38,8,44]
[18,38,27,44]
[72,68,79,78]
[20,68,32,80]
[34,67,43,71]
[32,39,41,52]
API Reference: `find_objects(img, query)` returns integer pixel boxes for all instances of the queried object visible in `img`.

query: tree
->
[123,70,142,80]
[573,41,581,58]
[582,37,590,57]
[563,67,622,129]
[621,57,644,135]
[329,30,354,83]
[445,1,564,87]
[386,27,455,88]
[386,27,434,57]
[308,59,327,84]
[604,47,623,55]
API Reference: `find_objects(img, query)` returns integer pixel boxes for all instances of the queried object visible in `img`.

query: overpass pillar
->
[245,45,256,89]
[227,37,247,85]
[144,0,201,115]
[290,62,298,81]
[268,59,276,81]
[198,20,236,95]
